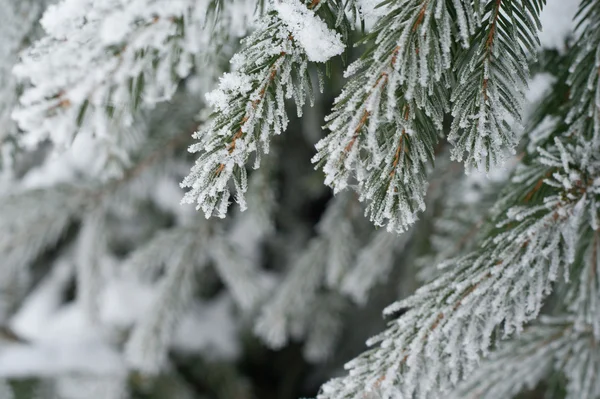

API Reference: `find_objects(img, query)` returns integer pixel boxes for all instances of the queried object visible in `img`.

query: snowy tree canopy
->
[0,0,599,398]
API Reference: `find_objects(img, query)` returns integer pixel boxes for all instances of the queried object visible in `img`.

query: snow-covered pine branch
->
[13,0,254,176]
[0,0,49,173]
[0,184,90,321]
[255,191,410,360]
[567,0,600,147]
[564,224,600,338]
[0,185,89,279]
[181,0,346,218]
[1,0,597,396]
[340,228,409,305]
[313,0,476,233]
[450,316,600,399]
[125,231,199,373]
[254,193,362,353]
[317,6,600,391]
[416,164,505,282]
[449,0,545,170]
[319,145,593,397]
[125,219,268,371]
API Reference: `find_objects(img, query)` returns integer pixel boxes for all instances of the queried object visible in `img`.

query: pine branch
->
[565,228,600,338]
[340,228,409,305]
[0,0,48,171]
[313,0,475,232]
[449,316,593,399]
[12,0,251,174]
[182,0,345,218]
[416,165,504,282]
[318,34,600,394]
[126,242,198,373]
[567,0,600,146]
[254,193,363,351]
[254,238,328,349]
[303,293,348,362]
[0,185,89,273]
[449,0,545,170]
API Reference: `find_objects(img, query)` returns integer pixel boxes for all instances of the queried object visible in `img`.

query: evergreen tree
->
[0,0,598,398]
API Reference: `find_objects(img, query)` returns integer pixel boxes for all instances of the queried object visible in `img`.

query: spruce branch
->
[12,0,251,174]
[0,0,47,146]
[565,228,600,338]
[0,185,89,274]
[182,0,345,218]
[318,136,598,398]
[318,28,600,393]
[449,0,545,170]
[340,228,409,305]
[449,316,599,399]
[567,0,600,147]
[125,240,199,373]
[254,193,364,352]
[416,163,504,282]
[313,0,475,233]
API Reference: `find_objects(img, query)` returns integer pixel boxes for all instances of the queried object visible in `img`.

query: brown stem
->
[482,0,503,101]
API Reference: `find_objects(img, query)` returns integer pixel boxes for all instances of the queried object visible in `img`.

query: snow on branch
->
[340,228,408,305]
[254,193,364,356]
[450,316,600,399]
[12,0,254,174]
[313,0,476,233]
[125,220,268,371]
[0,185,89,274]
[0,0,47,153]
[567,0,600,147]
[319,6,600,397]
[125,240,198,373]
[181,0,345,218]
[416,165,504,282]
[318,131,598,398]
[449,0,545,170]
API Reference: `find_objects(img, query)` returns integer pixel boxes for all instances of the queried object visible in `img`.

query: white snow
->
[274,0,344,63]
[3,259,126,378]
[172,294,240,360]
[0,266,241,379]
[2,304,125,378]
[205,72,253,111]
[99,278,156,329]
[100,11,131,44]
[539,0,579,50]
